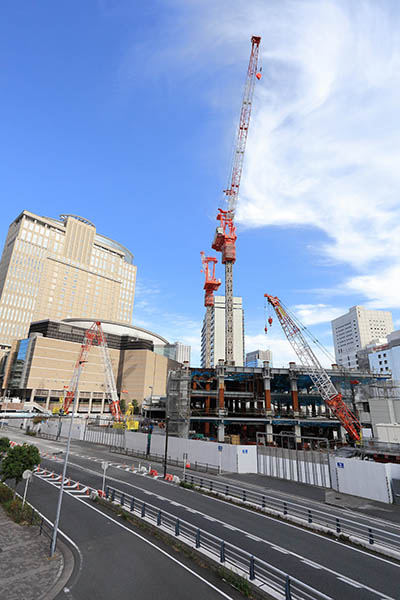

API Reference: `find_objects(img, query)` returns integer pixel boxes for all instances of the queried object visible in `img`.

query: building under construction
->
[166,361,387,442]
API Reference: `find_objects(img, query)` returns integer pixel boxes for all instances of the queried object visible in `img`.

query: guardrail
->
[105,485,331,600]
[183,473,400,553]
[109,445,219,475]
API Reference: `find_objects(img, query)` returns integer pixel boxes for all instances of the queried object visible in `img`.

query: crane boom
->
[264,294,361,442]
[63,321,123,422]
[212,35,261,364]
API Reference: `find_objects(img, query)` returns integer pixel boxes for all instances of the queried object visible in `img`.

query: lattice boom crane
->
[264,294,361,442]
[63,321,123,422]
[212,35,261,364]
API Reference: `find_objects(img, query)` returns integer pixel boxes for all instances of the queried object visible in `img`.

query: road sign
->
[23,469,33,480]
[218,445,223,452]
[337,462,344,469]
[101,461,109,471]
[242,449,248,454]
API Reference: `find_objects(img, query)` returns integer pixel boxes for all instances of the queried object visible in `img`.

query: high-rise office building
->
[245,349,272,367]
[200,295,244,367]
[0,211,136,346]
[154,341,191,365]
[331,306,393,368]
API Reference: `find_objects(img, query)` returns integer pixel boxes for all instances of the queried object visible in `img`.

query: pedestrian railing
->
[105,485,331,600]
[183,473,400,553]
[109,445,219,474]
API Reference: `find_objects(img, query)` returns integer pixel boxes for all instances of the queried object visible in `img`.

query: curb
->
[41,537,75,600]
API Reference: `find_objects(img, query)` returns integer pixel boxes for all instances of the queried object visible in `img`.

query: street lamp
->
[50,360,86,557]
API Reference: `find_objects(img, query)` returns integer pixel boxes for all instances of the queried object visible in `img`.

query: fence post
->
[243,490,246,502]
[157,510,162,526]
[308,510,312,524]
[336,518,341,534]
[283,502,288,515]
[249,556,255,581]
[200,478,203,488]
[130,497,135,512]
[175,519,180,536]
[262,496,266,508]
[40,518,43,536]
[111,489,115,502]
[120,493,125,506]
[368,528,374,544]
[196,529,201,548]
[285,575,293,600]
[209,481,213,492]
[141,503,146,518]
[220,540,225,563]
[106,486,110,499]
[225,485,229,496]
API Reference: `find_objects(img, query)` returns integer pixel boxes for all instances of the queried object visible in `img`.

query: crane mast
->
[63,321,123,422]
[212,35,261,365]
[201,251,221,368]
[264,294,361,442]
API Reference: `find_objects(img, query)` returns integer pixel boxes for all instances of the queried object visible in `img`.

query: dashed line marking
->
[337,577,363,588]
[301,559,322,570]
[271,546,289,554]
[245,533,261,542]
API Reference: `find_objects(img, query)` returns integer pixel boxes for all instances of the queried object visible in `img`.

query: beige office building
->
[0,211,136,347]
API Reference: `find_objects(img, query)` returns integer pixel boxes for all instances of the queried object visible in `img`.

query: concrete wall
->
[329,455,399,503]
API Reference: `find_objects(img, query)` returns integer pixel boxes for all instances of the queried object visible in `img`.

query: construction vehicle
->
[125,401,139,431]
[264,294,362,442]
[200,251,221,368]
[212,35,261,365]
[63,321,123,423]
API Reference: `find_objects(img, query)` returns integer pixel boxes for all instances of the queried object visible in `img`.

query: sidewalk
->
[0,507,73,600]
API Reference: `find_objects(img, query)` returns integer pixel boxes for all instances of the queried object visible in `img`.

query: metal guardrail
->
[109,445,219,474]
[105,485,331,600]
[183,473,400,553]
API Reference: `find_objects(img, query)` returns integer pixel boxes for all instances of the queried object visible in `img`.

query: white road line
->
[203,516,217,521]
[246,533,261,542]
[222,524,237,530]
[271,546,289,554]
[337,577,363,588]
[301,559,322,570]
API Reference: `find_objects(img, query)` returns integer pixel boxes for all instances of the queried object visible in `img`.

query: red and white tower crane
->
[63,321,123,422]
[212,35,261,364]
[200,251,221,367]
[264,294,361,442]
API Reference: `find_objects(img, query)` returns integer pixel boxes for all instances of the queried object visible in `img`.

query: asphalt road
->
[10,430,400,600]
[25,474,242,600]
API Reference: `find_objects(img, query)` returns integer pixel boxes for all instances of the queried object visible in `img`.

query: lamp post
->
[50,360,85,557]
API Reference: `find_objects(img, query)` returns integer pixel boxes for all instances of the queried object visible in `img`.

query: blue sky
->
[1,0,399,366]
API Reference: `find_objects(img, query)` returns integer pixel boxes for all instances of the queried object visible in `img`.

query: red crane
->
[264,294,361,442]
[63,321,123,422]
[201,252,221,368]
[212,35,261,364]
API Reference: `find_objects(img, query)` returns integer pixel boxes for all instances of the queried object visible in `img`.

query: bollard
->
[130,497,135,512]
[220,540,225,563]
[308,510,312,524]
[283,502,288,515]
[336,517,341,534]
[196,529,201,548]
[175,519,180,536]
[368,528,374,545]
[157,510,162,526]
[249,556,255,581]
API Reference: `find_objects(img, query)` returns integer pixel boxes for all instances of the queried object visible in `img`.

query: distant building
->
[1,319,177,413]
[368,330,400,381]
[201,295,244,367]
[154,342,191,365]
[331,306,393,369]
[246,349,272,367]
[0,211,136,347]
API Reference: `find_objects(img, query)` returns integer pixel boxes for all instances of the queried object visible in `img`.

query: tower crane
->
[212,35,261,365]
[63,321,123,422]
[264,294,361,442]
[200,251,221,368]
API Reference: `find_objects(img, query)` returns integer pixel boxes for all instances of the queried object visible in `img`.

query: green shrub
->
[0,482,13,503]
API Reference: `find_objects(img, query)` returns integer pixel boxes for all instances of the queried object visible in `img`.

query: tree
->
[1,443,40,497]
[0,437,10,457]
[119,397,126,414]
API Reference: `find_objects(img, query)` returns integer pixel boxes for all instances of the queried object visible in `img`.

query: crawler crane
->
[264,294,361,442]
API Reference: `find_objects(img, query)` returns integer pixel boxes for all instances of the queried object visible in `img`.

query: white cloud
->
[293,304,344,326]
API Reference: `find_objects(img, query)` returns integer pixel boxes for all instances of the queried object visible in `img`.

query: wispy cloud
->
[293,304,344,326]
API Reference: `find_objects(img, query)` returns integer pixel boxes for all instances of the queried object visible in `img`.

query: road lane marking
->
[337,577,363,588]
[301,559,322,569]
[246,533,262,541]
